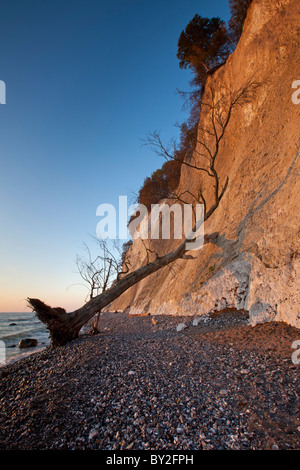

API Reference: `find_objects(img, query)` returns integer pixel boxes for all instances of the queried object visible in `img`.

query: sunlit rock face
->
[109,0,300,328]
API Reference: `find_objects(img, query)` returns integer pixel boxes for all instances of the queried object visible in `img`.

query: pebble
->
[176,323,188,332]
[0,311,299,450]
[89,430,98,440]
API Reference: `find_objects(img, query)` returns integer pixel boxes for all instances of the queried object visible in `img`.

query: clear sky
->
[0,0,230,312]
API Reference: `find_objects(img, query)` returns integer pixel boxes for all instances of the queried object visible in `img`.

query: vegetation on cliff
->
[137,0,252,211]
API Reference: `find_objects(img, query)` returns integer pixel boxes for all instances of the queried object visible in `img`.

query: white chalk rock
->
[176,323,188,332]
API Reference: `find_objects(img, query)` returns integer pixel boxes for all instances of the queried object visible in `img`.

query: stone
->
[176,323,188,332]
[89,430,98,440]
[18,338,38,349]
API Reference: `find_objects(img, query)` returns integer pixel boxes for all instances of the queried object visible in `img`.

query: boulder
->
[0,369,9,379]
[18,338,38,349]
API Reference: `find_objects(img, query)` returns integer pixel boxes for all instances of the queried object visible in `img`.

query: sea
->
[0,312,50,366]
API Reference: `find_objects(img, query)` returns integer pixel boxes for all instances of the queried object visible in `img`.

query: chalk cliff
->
[109,0,300,328]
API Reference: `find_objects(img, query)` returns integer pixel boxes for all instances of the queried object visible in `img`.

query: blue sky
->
[0,0,230,312]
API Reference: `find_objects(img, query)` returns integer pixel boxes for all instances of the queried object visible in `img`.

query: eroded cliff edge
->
[109,0,300,328]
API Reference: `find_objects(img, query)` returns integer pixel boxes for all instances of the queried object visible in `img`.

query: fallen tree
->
[28,81,259,346]
[28,237,191,346]
[29,229,221,346]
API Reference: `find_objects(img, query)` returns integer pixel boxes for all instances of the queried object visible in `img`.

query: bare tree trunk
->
[90,310,101,336]
[28,238,188,346]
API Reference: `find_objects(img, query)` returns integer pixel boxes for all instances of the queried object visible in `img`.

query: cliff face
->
[110,0,300,328]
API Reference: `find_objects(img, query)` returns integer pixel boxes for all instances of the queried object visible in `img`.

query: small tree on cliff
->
[145,79,261,217]
[177,15,231,92]
[137,13,231,213]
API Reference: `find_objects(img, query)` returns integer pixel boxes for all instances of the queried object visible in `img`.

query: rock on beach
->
[18,338,38,349]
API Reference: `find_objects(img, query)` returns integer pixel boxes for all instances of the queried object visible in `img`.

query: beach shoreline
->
[0,311,299,450]
[0,312,50,366]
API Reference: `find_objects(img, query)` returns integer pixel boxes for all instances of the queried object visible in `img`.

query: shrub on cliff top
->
[177,15,231,92]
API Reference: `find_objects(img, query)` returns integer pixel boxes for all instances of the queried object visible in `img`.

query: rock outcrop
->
[109,0,300,328]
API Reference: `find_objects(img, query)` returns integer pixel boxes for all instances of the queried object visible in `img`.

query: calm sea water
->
[0,312,50,366]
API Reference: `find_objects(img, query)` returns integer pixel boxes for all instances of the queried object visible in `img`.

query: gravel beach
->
[0,311,299,450]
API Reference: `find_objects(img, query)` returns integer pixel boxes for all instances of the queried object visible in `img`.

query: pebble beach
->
[0,311,299,451]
